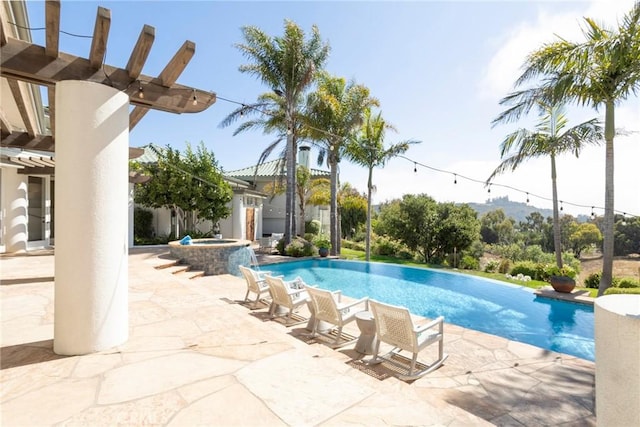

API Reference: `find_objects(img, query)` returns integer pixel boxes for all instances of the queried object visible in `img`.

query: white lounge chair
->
[369,299,448,380]
[264,275,309,326]
[305,286,369,348]
[239,265,272,309]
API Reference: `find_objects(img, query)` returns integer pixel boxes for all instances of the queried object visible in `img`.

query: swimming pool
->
[262,259,595,361]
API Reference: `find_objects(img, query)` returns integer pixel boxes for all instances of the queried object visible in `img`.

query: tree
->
[133,143,233,238]
[338,183,367,239]
[346,109,420,261]
[377,194,480,263]
[614,215,640,255]
[493,2,640,295]
[569,222,602,258]
[489,104,602,269]
[304,72,378,255]
[480,209,516,245]
[220,20,330,245]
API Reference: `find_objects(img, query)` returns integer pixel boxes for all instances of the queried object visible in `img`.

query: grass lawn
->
[339,247,599,298]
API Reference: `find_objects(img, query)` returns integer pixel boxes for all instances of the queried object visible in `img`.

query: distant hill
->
[463,196,589,223]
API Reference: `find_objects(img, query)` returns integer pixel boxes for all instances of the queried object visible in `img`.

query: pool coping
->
[534,286,595,306]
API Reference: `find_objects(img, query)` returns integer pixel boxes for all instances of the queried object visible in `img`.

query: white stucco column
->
[231,195,243,239]
[595,294,640,427]
[128,183,134,248]
[54,80,129,355]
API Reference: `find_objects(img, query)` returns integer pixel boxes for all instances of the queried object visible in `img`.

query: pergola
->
[0,0,216,157]
[0,0,219,356]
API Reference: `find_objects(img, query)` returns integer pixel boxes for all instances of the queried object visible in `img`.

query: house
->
[225,145,331,237]
[132,144,268,242]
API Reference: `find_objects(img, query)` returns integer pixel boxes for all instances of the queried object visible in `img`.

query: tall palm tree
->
[304,72,378,255]
[494,2,639,295]
[489,104,603,268]
[346,109,420,261]
[220,20,330,245]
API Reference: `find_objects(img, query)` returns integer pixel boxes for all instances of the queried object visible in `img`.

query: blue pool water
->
[262,259,595,361]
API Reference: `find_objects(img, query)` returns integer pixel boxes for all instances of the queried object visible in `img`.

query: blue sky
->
[26,0,639,217]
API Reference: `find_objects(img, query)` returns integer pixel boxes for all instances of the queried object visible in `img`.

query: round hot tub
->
[168,238,252,276]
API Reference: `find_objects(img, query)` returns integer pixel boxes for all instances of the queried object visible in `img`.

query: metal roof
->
[226,158,330,180]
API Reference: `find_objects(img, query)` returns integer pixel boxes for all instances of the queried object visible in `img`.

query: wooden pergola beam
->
[45,0,60,57]
[89,7,110,69]
[159,40,195,87]
[7,79,37,137]
[126,25,155,80]
[17,166,55,175]
[129,40,197,129]
[1,133,53,151]
[0,109,12,134]
[1,37,216,114]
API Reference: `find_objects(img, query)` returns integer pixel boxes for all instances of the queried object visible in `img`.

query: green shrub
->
[510,261,538,279]
[603,287,640,295]
[545,264,577,280]
[498,259,511,274]
[276,238,286,254]
[342,239,365,251]
[617,278,640,288]
[305,220,320,235]
[584,272,601,289]
[459,255,479,270]
[397,248,415,260]
[373,236,400,256]
[312,234,331,249]
[284,237,314,257]
[484,260,499,273]
[134,207,155,239]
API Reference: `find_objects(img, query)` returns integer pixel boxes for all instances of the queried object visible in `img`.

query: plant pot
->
[549,275,576,293]
[318,247,329,257]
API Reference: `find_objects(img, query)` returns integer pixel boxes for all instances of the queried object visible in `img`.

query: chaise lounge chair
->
[264,275,310,326]
[239,265,272,309]
[305,286,369,348]
[369,299,448,381]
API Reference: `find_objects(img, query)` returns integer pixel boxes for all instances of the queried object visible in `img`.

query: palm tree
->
[220,20,330,245]
[489,104,603,268]
[346,109,420,261]
[494,2,640,295]
[304,72,378,255]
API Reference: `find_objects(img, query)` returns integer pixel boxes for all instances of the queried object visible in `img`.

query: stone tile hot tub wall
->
[168,239,252,276]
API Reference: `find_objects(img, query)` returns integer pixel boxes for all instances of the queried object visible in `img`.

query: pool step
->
[153,256,205,280]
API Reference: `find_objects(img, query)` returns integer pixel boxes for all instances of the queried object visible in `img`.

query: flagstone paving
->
[1,247,596,426]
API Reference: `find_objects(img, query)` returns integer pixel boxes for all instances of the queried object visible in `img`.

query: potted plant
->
[312,235,331,257]
[547,265,577,293]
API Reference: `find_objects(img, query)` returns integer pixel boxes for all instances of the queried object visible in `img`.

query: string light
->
[208,94,638,219]
[414,162,417,173]
[560,201,564,211]
[137,81,144,99]
[192,89,197,106]
[591,206,595,217]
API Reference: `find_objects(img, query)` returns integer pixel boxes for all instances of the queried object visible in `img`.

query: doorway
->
[27,176,47,247]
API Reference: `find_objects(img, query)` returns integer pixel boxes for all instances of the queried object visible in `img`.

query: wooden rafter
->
[89,6,110,69]
[1,37,215,114]
[129,40,196,130]
[0,2,217,153]
[47,86,55,135]
[7,78,37,137]
[126,25,154,80]
[45,0,60,57]
[0,109,12,134]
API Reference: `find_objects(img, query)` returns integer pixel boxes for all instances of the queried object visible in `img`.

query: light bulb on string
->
[526,192,529,203]
[487,184,491,194]
[414,162,417,173]
[453,174,457,184]
[138,81,144,99]
[192,89,197,106]
[591,207,595,217]
[560,201,563,211]
[240,104,244,117]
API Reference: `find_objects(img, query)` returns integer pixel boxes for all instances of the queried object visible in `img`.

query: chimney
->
[298,145,311,169]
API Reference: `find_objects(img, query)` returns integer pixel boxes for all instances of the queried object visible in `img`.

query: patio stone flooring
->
[1,247,596,426]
